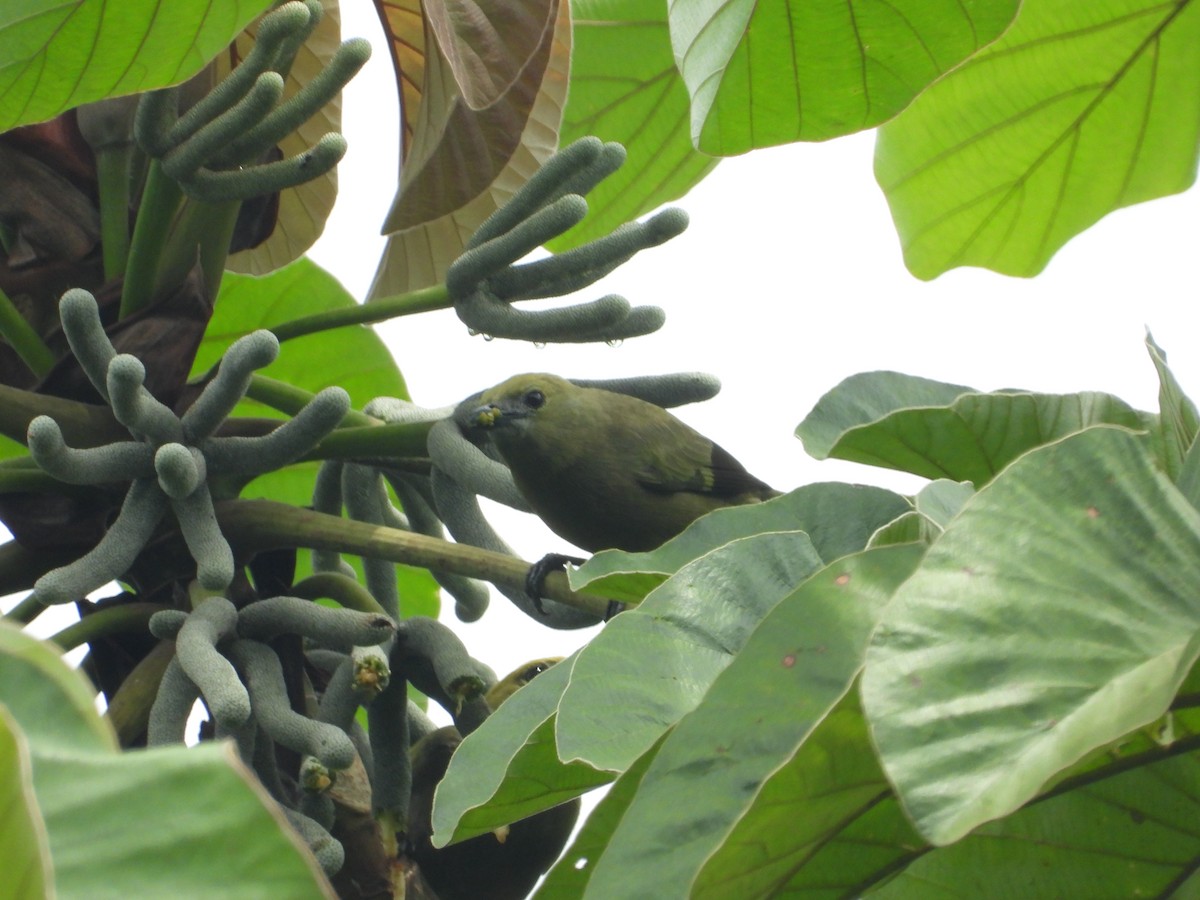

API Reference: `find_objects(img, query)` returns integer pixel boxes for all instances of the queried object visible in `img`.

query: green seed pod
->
[281,807,344,877]
[28,416,154,484]
[237,595,395,651]
[175,597,249,729]
[229,639,356,770]
[147,656,201,745]
[182,330,280,442]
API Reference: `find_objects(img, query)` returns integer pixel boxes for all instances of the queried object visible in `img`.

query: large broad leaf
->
[557,530,824,771]
[868,751,1200,899]
[576,545,924,899]
[535,737,665,898]
[547,0,718,252]
[0,619,333,897]
[571,482,911,600]
[876,0,1200,279]
[1147,332,1200,483]
[0,709,51,898]
[224,0,344,275]
[368,0,569,296]
[692,689,923,898]
[0,1,274,130]
[863,426,1200,844]
[797,371,1150,486]
[669,0,1019,153]
[200,257,410,415]
[434,530,824,842]
[432,655,612,845]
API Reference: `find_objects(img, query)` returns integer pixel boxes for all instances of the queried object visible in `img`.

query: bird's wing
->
[635,428,771,499]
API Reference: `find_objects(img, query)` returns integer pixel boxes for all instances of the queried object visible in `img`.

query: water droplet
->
[482,333,495,342]
[533,341,546,349]
[468,328,480,337]
[606,338,624,348]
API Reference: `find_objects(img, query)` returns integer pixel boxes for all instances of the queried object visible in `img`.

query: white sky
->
[308,5,1200,680]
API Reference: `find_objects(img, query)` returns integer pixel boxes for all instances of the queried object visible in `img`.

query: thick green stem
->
[50,602,166,650]
[6,593,43,625]
[0,382,126,448]
[291,572,388,616]
[0,541,72,599]
[120,160,185,319]
[246,375,374,427]
[95,145,133,280]
[106,639,174,747]
[217,499,611,618]
[269,285,450,344]
[306,421,433,461]
[0,466,99,496]
[156,198,241,302]
[0,285,55,378]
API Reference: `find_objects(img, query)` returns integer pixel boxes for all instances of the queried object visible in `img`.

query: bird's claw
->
[525,553,585,615]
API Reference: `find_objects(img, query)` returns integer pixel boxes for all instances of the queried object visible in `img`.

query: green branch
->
[0,285,55,378]
[50,602,166,650]
[306,420,433,461]
[269,284,451,344]
[95,145,133,280]
[120,160,185,319]
[216,499,612,618]
[0,383,125,449]
[246,375,374,427]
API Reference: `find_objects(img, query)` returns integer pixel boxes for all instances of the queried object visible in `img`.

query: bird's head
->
[469,373,575,438]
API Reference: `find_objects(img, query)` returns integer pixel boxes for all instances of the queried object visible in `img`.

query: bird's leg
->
[525,553,586,615]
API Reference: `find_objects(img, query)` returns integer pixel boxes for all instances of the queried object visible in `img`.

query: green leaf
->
[200,257,411,415]
[549,0,718,251]
[0,706,51,900]
[798,371,1149,486]
[914,479,974,529]
[692,689,924,898]
[0,617,114,755]
[862,426,1200,844]
[536,738,665,898]
[1147,331,1200,483]
[0,620,333,897]
[876,0,1200,278]
[557,530,825,771]
[432,654,612,844]
[0,0,275,130]
[869,752,1200,899]
[572,482,911,594]
[581,545,924,899]
[670,0,1019,152]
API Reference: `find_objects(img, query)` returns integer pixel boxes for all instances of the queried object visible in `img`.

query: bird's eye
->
[521,661,552,680]
[524,389,546,409]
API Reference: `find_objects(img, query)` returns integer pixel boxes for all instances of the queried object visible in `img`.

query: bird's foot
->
[525,553,585,615]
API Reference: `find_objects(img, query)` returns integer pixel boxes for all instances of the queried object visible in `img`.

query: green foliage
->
[2,0,1198,896]
[0,0,275,131]
[876,0,1200,278]
[672,0,1019,150]
[0,620,332,897]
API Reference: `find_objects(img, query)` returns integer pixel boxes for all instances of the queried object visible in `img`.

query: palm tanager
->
[469,373,779,553]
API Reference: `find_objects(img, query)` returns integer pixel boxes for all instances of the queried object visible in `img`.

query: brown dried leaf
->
[367,0,569,297]
[376,0,428,162]
[424,0,555,111]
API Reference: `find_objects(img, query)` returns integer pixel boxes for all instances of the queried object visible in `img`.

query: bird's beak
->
[471,402,507,429]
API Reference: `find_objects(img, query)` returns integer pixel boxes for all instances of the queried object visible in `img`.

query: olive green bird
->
[470,373,779,553]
